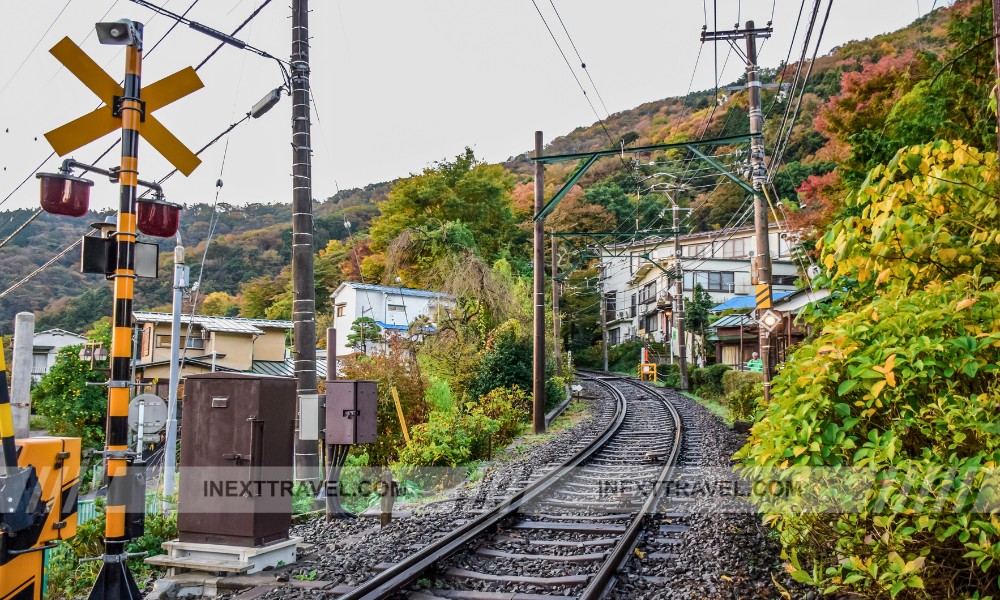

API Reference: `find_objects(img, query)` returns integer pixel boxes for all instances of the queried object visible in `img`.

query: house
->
[131,312,325,383]
[330,282,454,357]
[708,287,831,369]
[31,329,87,380]
[599,224,802,362]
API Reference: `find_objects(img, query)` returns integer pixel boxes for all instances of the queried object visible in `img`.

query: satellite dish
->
[128,393,168,436]
[807,264,821,279]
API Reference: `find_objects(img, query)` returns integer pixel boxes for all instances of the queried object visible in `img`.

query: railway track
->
[337,373,684,600]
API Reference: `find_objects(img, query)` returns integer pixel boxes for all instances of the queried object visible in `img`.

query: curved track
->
[338,373,683,600]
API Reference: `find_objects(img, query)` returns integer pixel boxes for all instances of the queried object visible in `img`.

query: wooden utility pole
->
[533,131,546,434]
[672,202,689,391]
[703,20,774,401]
[551,235,562,377]
[291,0,320,483]
[994,0,1000,160]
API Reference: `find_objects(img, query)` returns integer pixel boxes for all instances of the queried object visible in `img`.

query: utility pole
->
[162,245,186,515]
[703,20,774,401]
[11,312,34,439]
[551,235,562,378]
[672,202,689,391]
[533,131,546,434]
[600,270,609,372]
[291,0,320,484]
[994,0,1000,160]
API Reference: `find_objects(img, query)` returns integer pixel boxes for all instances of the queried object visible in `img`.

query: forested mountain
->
[0,0,982,338]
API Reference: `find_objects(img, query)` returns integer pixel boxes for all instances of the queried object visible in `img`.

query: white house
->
[31,329,87,381]
[330,282,454,357]
[599,224,802,361]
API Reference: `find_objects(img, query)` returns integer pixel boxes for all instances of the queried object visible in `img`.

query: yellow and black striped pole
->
[0,340,17,474]
[91,22,143,600]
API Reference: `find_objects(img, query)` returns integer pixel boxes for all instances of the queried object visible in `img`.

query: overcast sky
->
[0,1,943,212]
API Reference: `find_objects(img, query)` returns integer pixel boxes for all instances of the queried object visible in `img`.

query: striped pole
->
[0,339,18,475]
[90,22,143,600]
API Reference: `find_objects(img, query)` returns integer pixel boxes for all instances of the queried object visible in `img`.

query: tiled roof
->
[250,359,328,379]
[133,312,292,334]
[710,314,754,328]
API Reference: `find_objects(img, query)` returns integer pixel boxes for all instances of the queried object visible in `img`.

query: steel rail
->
[578,375,684,599]
[337,372,627,600]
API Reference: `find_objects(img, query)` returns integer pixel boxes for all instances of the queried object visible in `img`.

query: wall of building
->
[599,226,803,360]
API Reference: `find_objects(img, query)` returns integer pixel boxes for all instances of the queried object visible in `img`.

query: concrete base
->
[145,537,302,577]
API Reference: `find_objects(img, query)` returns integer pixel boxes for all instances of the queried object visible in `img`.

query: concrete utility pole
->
[291,0,320,483]
[672,203,689,391]
[533,131,546,434]
[600,272,609,372]
[11,312,34,439]
[703,20,774,401]
[551,235,562,378]
[162,245,186,515]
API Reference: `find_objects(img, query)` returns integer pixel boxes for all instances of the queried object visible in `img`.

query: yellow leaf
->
[634,548,645,559]
[875,269,892,285]
[957,297,978,311]
[793,446,807,457]
[870,380,887,398]
[721,575,733,582]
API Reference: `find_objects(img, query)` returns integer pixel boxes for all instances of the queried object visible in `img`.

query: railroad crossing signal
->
[43,37,204,176]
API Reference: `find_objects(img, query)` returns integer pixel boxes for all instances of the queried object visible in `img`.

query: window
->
[644,313,658,332]
[707,271,735,292]
[721,237,747,258]
[608,328,621,346]
[604,292,617,312]
[387,304,405,312]
[772,274,798,286]
[630,294,637,318]
[640,281,657,304]
[156,335,205,350]
[32,353,48,375]
[335,304,346,317]
[684,242,710,258]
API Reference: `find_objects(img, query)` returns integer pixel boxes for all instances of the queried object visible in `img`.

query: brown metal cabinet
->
[178,373,296,547]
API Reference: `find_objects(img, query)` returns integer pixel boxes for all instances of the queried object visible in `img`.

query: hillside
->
[1,0,981,335]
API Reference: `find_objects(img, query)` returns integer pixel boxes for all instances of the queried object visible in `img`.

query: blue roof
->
[375,320,409,331]
[343,282,452,299]
[711,290,793,312]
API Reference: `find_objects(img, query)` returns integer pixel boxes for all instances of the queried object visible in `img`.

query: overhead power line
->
[547,0,612,117]
[528,0,619,151]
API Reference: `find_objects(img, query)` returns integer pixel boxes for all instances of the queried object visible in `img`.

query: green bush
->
[32,345,108,449]
[722,370,763,421]
[657,363,680,388]
[607,341,643,374]
[45,497,176,599]
[738,141,1000,598]
[545,375,567,411]
[468,320,531,400]
[397,409,474,467]
[690,363,730,397]
[397,385,529,468]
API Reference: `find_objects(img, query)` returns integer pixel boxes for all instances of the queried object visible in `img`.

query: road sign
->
[759,309,782,333]
[43,37,204,175]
